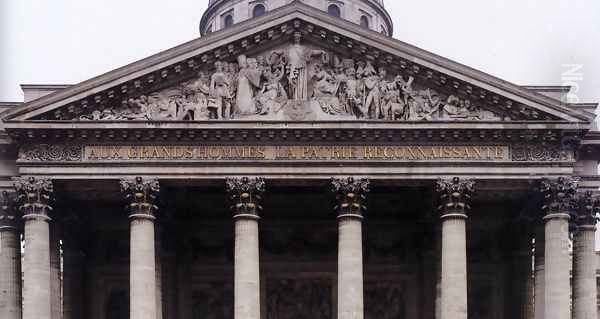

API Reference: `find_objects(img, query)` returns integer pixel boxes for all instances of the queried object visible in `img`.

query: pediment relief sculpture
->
[73,35,503,122]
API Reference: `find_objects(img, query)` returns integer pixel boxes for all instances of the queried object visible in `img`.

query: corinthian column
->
[435,177,474,319]
[121,177,160,319]
[14,177,54,319]
[572,190,599,319]
[226,177,265,319]
[539,177,577,319]
[0,191,21,319]
[331,177,369,319]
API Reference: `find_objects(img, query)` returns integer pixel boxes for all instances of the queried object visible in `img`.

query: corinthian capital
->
[539,177,578,216]
[120,176,160,219]
[0,191,18,229]
[573,190,600,227]
[331,177,370,217]
[226,177,266,218]
[13,177,54,219]
[435,177,475,217]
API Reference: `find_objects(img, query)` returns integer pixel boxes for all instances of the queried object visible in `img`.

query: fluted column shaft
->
[0,191,21,319]
[121,177,160,319]
[572,225,597,319]
[23,214,51,319]
[337,215,364,319]
[435,177,474,319]
[440,214,468,319]
[130,216,157,319]
[572,190,599,319]
[543,213,571,319]
[226,177,265,319]
[234,216,260,319]
[15,177,54,319]
[0,227,22,319]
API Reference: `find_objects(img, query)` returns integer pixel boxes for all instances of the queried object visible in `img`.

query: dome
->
[199,0,393,36]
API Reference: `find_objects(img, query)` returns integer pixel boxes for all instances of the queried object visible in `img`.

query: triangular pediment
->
[2,2,592,126]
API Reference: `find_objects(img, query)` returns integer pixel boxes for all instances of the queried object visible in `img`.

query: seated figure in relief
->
[255,63,288,115]
[311,63,344,116]
[178,71,211,120]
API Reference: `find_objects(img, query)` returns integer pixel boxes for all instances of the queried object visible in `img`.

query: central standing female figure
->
[285,32,328,100]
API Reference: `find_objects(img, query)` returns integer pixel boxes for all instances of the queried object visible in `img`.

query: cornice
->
[4,121,583,145]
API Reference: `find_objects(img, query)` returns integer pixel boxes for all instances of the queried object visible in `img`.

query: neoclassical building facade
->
[0,1,599,319]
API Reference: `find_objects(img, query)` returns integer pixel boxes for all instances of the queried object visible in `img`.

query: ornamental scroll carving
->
[511,144,573,162]
[71,34,503,122]
[18,144,82,162]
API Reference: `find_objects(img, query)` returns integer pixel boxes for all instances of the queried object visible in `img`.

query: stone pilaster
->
[331,177,369,319]
[435,177,474,319]
[121,176,160,319]
[14,177,54,319]
[226,177,265,319]
[539,177,577,319]
[572,190,599,319]
[0,191,22,319]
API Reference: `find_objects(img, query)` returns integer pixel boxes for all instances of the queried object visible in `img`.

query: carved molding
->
[511,144,573,162]
[120,176,160,218]
[0,191,19,229]
[331,177,369,217]
[225,177,266,218]
[18,144,82,162]
[539,177,578,216]
[573,190,600,226]
[435,177,475,216]
[13,177,54,219]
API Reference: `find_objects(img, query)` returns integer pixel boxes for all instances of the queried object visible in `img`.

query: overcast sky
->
[1,0,599,104]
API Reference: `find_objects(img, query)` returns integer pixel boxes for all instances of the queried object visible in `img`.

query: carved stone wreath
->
[511,144,572,162]
[18,144,83,162]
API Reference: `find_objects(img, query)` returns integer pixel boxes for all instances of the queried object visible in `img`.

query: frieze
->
[65,34,504,123]
[18,144,82,162]
[511,144,573,162]
[17,143,576,163]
